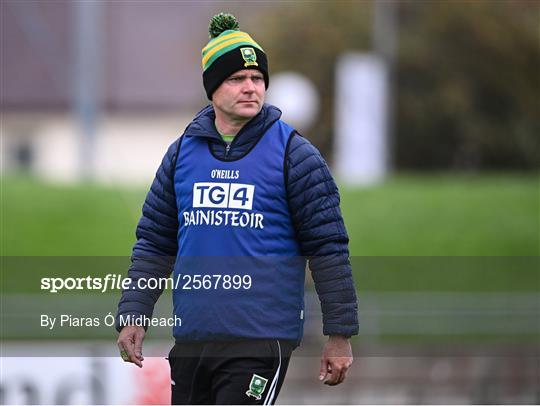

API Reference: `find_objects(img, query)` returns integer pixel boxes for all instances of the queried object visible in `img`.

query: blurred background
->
[1,0,538,404]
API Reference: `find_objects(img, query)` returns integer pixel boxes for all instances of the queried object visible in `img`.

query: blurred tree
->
[396,0,539,170]
[257,0,539,170]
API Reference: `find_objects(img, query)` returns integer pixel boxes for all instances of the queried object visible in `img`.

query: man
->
[116,12,358,405]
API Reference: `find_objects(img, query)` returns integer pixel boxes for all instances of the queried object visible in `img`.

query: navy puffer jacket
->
[116,104,359,338]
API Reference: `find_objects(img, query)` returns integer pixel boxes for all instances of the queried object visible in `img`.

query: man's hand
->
[319,335,353,386]
[117,325,146,368]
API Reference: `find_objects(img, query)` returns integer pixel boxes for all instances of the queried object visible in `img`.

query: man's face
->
[212,69,265,123]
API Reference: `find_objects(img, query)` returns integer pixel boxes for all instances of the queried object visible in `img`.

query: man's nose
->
[242,79,256,92]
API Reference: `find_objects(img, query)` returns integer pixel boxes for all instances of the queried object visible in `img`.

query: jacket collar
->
[184,103,282,143]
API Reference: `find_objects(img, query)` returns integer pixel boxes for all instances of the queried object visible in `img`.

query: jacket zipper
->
[223,121,252,158]
[213,121,249,158]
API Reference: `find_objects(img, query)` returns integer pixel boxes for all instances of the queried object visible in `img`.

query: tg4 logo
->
[193,182,255,210]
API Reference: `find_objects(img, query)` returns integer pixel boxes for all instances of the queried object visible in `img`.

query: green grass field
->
[3,173,538,256]
[1,174,538,292]
[340,174,538,256]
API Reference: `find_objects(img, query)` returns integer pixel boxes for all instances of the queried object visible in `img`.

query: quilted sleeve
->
[115,138,181,331]
[286,133,359,337]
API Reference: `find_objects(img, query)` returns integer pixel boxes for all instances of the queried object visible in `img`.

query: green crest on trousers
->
[245,374,268,400]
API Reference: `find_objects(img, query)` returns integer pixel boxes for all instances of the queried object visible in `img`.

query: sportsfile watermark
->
[2,256,538,357]
[40,273,252,293]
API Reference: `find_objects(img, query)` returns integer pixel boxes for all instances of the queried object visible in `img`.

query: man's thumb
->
[134,333,144,359]
[319,358,329,381]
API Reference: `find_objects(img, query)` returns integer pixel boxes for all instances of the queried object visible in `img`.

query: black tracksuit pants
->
[168,339,294,405]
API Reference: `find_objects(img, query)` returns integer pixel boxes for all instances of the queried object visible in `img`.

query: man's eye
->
[230,77,242,82]
[252,77,263,82]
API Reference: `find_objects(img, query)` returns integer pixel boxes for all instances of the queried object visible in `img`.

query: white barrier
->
[1,343,171,405]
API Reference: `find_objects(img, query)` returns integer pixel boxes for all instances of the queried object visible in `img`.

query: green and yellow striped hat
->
[202,13,269,100]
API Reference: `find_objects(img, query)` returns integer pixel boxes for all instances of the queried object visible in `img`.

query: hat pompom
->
[209,12,239,38]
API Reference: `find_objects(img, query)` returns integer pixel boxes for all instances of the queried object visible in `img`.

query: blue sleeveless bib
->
[172,120,306,342]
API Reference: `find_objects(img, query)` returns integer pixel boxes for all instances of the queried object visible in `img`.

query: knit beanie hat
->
[202,13,269,100]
